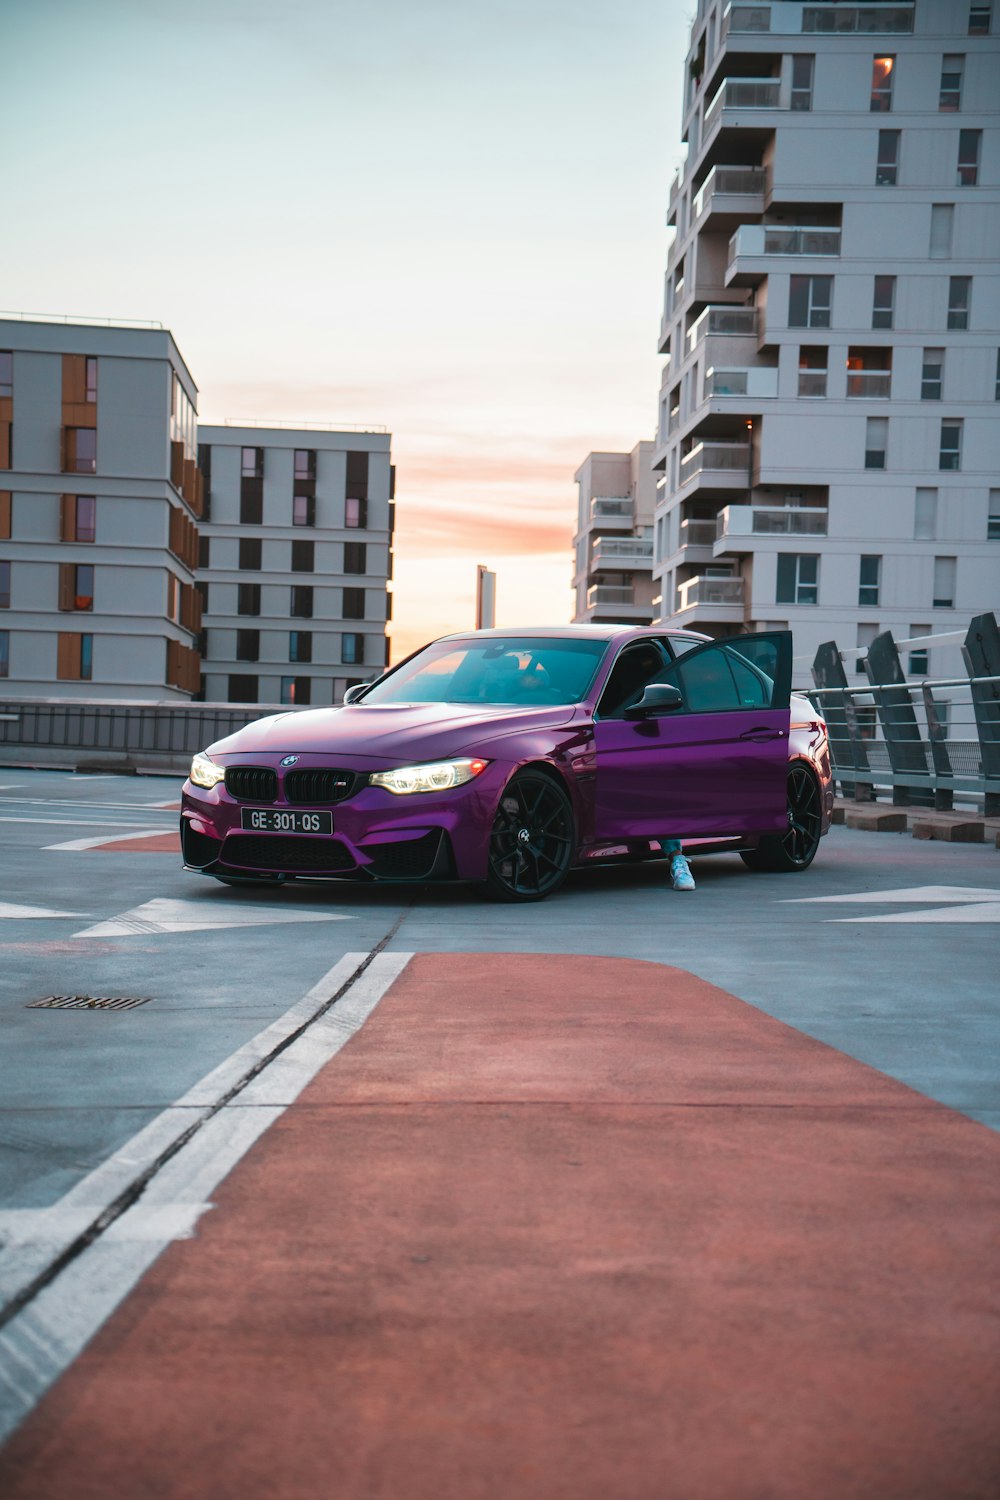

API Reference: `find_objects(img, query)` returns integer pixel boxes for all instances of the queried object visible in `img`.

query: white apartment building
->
[196,424,394,706]
[0,316,202,699]
[653,0,1000,684]
[572,442,657,623]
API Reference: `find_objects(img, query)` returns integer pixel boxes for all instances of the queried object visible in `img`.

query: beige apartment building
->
[571,441,657,624]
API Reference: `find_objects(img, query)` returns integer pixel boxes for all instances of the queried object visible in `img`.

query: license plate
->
[240,809,333,834]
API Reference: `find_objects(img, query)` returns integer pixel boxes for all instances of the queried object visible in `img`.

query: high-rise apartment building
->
[653,0,999,683]
[572,442,657,623]
[0,316,202,698]
[196,424,394,705]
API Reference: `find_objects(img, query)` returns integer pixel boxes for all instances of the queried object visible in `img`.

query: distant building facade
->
[196,424,394,705]
[572,442,657,624]
[653,0,999,681]
[0,316,202,699]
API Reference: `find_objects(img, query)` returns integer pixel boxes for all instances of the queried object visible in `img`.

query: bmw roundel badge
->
[280,755,299,767]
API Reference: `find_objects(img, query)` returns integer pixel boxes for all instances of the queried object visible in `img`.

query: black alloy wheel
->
[484,771,575,902]
[741,764,823,873]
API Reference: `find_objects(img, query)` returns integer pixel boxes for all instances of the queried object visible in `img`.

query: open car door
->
[592,631,793,841]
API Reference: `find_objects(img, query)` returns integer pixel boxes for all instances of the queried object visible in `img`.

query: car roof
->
[433,625,711,647]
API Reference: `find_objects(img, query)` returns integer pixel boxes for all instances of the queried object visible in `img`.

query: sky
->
[0,0,690,660]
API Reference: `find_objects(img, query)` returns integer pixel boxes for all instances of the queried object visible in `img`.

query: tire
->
[482,770,575,902]
[740,765,823,873]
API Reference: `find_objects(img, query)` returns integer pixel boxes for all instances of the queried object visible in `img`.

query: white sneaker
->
[670,854,696,891]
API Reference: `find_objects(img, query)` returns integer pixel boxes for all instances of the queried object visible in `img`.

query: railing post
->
[864,631,934,807]
[811,641,873,801]
[961,611,1000,817]
[920,684,954,811]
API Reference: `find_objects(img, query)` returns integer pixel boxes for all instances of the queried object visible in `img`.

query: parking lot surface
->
[1,769,998,1495]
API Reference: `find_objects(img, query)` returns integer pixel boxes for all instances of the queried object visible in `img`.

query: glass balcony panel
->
[680,442,752,480]
[591,538,654,569]
[798,370,828,397]
[692,165,768,220]
[802,6,914,34]
[704,76,780,134]
[587,585,635,608]
[687,304,759,352]
[846,371,892,398]
[589,498,632,522]
[680,520,717,547]
[728,224,841,267]
[677,575,745,610]
[716,506,829,541]
[722,6,772,37]
[705,366,778,398]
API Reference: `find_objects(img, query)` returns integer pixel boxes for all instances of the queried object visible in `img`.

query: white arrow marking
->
[0,902,85,920]
[784,884,1000,905]
[73,896,350,938]
[834,903,1000,925]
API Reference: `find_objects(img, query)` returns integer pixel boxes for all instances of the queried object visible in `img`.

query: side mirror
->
[624,683,683,719]
[343,684,368,705]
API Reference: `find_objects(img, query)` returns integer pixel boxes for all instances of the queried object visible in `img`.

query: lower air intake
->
[221,835,356,873]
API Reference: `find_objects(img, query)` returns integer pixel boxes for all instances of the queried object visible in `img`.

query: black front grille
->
[221,835,356,873]
[225,767,278,803]
[284,768,361,805]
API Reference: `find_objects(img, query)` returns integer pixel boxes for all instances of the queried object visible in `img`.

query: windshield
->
[359,636,609,707]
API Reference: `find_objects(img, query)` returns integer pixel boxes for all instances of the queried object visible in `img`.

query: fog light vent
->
[28,995,152,1011]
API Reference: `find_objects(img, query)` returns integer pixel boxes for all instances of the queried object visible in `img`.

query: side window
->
[660,639,778,713]
[597,641,669,718]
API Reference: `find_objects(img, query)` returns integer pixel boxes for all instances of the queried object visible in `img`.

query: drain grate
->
[28,994,152,1011]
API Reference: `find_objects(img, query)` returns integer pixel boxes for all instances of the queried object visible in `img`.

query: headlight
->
[189,751,226,789]
[369,758,489,796]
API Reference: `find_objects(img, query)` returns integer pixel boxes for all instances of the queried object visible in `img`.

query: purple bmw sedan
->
[181,626,833,901]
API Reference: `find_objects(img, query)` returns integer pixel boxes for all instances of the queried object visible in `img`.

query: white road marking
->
[834,903,1000,925]
[74,896,352,938]
[1,817,157,830]
[0,797,178,812]
[0,902,84,920]
[45,829,173,851]
[0,950,412,1445]
[785,884,1000,905]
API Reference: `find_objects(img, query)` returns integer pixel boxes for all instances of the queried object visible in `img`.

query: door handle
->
[739,727,786,742]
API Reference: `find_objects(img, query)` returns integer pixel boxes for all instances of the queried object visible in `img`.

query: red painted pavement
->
[93,832,181,853]
[2,953,998,1499]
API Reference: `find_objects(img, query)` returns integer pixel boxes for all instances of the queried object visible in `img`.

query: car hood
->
[209,701,580,765]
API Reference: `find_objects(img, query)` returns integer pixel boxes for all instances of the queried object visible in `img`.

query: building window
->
[294,449,316,482]
[939,419,963,470]
[0,491,9,540]
[876,130,900,185]
[791,55,814,110]
[344,541,366,574]
[908,626,931,676]
[64,428,97,475]
[0,351,11,398]
[241,447,263,478]
[345,496,368,528]
[167,573,180,623]
[236,629,260,662]
[856,622,878,676]
[995,350,1000,400]
[859,555,881,607]
[987,489,1000,540]
[237,583,261,615]
[343,587,365,620]
[0,560,9,608]
[788,275,832,328]
[199,535,211,568]
[240,485,263,525]
[915,488,937,540]
[239,537,262,570]
[291,539,314,572]
[228,674,258,703]
[60,494,96,542]
[798,346,828,396]
[289,630,312,664]
[939,55,964,110]
[196,580,209,614]
[969,3,992,34]
[59,562,94,611]
[870,55,894,112]
[0,630,8,678]
[280,675,312,706]
[932,556,956,609]
[846,347,891,398]
[872,275,895,329]
[947,276,971,329]
[57,632,93,681]
[921,348,944,400]
[957,129,981,185]
[85,357,98,403]
[290,585,313,618]
[776,554,818,606]
[292,493,315,527]
[342,632,364,665]
[864,417,888,469]
[345,450,369,501]
[929,204,954,260]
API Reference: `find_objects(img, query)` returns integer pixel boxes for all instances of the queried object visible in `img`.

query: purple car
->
[181,626,833,901]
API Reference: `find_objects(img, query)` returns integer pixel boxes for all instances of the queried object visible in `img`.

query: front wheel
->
[740,765,822,873]
[482,771,575,902]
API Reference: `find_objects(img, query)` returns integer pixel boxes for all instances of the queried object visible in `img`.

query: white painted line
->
[785,884,1000,905]
[834,903,1000,925]
[2,818,156,832]
[0,950,410,1446]
[0,797,177,813]
[74,896,352,938]
[0,902,85,920]
[45,829,174,852]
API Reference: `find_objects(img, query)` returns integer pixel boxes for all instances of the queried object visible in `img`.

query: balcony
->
[714,504,828,554]
[679,519,717,550]
[585,585,655,621]
[589,497,632,528]
[705,366,778,399]
[676,575,745,611]
[691,165,768,222]
[728,223,841,267]
[680,441,751,484]
[686,303,758,354]
[846,370,891,398]
[721,4,772,36]
[720,2,913,37]
[704,77,781,138]
[591,536,654,570]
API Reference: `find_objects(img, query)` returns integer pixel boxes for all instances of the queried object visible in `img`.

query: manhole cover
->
[27,995,152,1011]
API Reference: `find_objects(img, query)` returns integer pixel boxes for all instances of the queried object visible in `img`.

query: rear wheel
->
[740,765,822,873]
[483,771,575,902]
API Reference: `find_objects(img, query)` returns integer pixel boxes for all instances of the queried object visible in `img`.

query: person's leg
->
[660,839,695,891]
